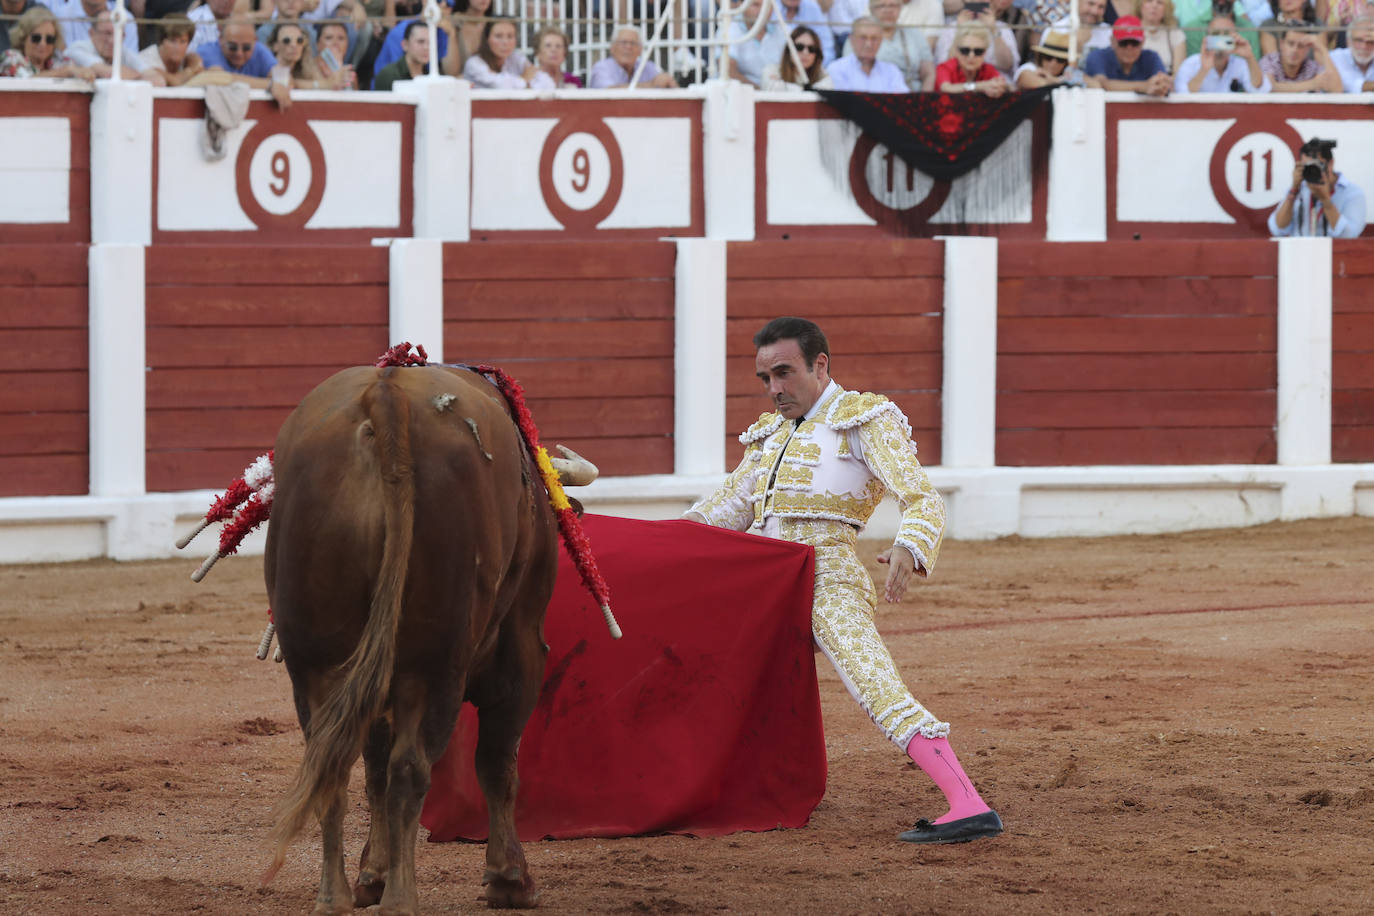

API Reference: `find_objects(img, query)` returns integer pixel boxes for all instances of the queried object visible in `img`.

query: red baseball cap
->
[1114,15,1145,41]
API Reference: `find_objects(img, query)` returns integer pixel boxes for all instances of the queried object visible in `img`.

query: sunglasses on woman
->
[29,33,58,45]
[794,43,819,53]
[957,46,986,55]
[277,35,306,45]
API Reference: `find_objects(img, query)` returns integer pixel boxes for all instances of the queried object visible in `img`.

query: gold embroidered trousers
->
[772,518,950,748]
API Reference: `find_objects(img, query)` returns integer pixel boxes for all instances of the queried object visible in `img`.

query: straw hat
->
[1032,29,1072,60]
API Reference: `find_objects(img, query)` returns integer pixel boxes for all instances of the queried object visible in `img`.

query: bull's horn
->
[550,445,598,487]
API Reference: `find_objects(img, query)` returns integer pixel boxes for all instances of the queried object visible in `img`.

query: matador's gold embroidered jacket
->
[690,382,946,575]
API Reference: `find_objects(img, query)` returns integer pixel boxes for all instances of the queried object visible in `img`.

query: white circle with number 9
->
[550,133,611,212]
[863,144,935,211]
[1222,132,1295,211]
[248,135,312,216]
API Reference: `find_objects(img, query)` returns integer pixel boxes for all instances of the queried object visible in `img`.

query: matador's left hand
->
[876,546,917,604]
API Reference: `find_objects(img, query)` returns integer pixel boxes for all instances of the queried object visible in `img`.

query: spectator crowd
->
[3,0,1371,94]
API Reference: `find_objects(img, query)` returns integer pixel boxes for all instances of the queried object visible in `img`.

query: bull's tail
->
[262,376,415,885]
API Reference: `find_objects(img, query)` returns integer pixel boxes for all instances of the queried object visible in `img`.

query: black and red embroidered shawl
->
[816,87,1054,183]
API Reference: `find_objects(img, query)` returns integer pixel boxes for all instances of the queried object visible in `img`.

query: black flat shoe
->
[898,810,1003,844]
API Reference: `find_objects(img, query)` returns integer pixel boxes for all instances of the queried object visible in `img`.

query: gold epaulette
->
[824,391,907,432]
[739,411,784,444]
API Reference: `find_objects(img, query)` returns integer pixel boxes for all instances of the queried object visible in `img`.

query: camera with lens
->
[1299,138,1336,183]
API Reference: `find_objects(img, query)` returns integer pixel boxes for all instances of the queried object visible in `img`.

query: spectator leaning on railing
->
[933,0,1020,81]
[829,14,910,87]
[67,10,162,82]
[1260,26,1343,89]
[1268,137,1367,237]
[1083,14,1173,91]
[138,13,204,85]
[1014,26,1080,85]
[47,0,140,57]
[1328,14,1374,89]
[936,20,1012,91]
[0,4,94,78]
[1172,12,1269,91]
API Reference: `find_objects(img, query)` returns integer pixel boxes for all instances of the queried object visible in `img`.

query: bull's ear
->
[566,496,585,518]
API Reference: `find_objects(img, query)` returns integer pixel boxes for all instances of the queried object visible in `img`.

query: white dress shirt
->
[826,53,909,90]
[1172,52,1271,93]
[1328,48,1374,93]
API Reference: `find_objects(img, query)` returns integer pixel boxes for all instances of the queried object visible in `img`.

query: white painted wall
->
[0,117,70,224]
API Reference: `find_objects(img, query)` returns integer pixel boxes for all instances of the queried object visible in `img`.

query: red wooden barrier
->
[145,245,390,491]
[0,245,89,496]
[1333,241,1374,463]
[725,240,944,469]
[997,241,1278,466]
[443,242,676,477]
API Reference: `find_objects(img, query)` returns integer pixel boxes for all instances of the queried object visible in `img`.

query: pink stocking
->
[905,736,990,824]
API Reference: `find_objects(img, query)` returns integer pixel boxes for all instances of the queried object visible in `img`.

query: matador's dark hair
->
[753,317,831,371]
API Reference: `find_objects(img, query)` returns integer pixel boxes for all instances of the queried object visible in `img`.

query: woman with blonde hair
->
[935,22,1010,94]
[1136,0,1187,71]
[1,6,94,80]
[762,25,834,88]
[271,20,351,89]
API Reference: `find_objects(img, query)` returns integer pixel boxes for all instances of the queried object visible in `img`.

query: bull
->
[259,363,597,914]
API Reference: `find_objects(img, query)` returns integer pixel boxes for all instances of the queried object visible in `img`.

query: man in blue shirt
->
[1268,137,1368,239]
[826,16,908,91]
[1083,15,1171,96]
[197,18,277,79]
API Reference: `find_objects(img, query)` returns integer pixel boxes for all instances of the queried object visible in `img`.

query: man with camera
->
[1173,13,1269,93]
[1268,138,1368,239]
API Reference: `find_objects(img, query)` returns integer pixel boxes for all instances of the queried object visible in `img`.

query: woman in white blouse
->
[462,16,537,87]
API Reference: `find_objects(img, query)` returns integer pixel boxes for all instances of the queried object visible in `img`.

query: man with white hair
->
[826,15,907,90]
[1329,15,1374,93]
[588,25,677,88]
[46,0,139,59]
[64,9,162,82]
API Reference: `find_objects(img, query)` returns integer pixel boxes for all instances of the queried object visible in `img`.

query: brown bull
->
[262,364,561,913]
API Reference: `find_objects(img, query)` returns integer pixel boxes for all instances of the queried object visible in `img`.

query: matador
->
[685,317,1002,844]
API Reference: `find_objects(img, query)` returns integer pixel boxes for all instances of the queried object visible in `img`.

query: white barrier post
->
[1046,87,1106,242]
[395,76,469,241]
[1275,236,1350,518]
[702,79,755,241]
[388,238,445,362]
[89,244,146,498]
[939,235,1019,538]
[673,238,727,476]
[90,79,152,244]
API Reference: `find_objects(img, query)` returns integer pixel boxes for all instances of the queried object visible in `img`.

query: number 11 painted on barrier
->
[1240,149,1272,193]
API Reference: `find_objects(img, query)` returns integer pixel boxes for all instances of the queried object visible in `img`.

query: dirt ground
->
[1,517,1372,915]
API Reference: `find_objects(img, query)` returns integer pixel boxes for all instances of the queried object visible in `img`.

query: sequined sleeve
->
[855,410,945,576]
[685,445,764,531]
